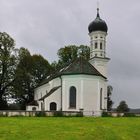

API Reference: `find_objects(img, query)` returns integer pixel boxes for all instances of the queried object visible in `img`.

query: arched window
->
[32,107,36,111]
[100,43,102,49]
[41,102,44,111]
[100,88,102,110]
[69,86,76,108]
[95,42,98,49]
[50,102,57,111]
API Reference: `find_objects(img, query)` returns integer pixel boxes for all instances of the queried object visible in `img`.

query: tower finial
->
[97,1,100,18]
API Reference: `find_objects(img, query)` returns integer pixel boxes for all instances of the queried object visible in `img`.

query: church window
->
[95,42,98,49]
[41,102,44,111]
[32,107,36,111]
[50,102,57,111]
[100,53,102,56]
[100,43,103,49]
[100,88,103,110]
[95,54,97,57]
[69,86,76,108]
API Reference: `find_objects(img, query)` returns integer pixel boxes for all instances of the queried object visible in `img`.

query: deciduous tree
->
[0,32,17,109]
[107,85,113,111]
[116,101,129,112]
[54,45,90,70]
[13,48,51,109]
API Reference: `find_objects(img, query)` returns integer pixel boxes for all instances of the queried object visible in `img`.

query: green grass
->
[0,117,140,140]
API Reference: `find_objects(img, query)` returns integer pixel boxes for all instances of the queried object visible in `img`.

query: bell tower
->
[88,8,110,77]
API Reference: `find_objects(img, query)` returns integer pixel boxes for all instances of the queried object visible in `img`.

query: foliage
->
[8,103,21,110]
[31,54,51,84]
[53,111,64,117]
[123,113,136,117]
[13,48,33,108]
[52,45,90,71]
[13,48,51,109]
[0,113,8,117]
[74,112,83,117]
[116,101,129,112]
[0,32,17,109]
[102,111,111,117]
[35,111,46,117]
[0,117,140,139]
[107,85,113,111]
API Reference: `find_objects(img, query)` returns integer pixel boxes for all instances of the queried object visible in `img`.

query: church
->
[26,8,110,116]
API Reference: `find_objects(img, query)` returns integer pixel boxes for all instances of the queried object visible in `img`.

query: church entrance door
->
[50,102,57,111]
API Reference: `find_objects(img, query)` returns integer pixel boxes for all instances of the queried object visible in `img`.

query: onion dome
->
[88,8,108,33]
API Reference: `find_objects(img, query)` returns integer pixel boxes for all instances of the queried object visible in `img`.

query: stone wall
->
[0,110,82,117]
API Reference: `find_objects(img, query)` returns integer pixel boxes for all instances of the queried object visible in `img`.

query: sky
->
[0,0,140,108]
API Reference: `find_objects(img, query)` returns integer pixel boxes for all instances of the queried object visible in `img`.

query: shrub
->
[123,113,136,117]
[35,111,46,117]
[11,115,24,117]
[102,112,111,117]
[75,112,83,117]
[0,114,8,117]
[53,111,63,117]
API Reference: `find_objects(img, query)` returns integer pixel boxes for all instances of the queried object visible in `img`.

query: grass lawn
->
[0,117,140,140]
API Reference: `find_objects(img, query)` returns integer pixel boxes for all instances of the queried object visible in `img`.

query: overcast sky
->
[0,0,140,108]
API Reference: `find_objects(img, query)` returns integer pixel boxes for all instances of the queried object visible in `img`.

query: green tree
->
[55,45,90,70]
[116,101,129,112]
[57,45,78,64]
[13,48,51,109]
[0,32,17,109]
[13,48,33,108]
[107,85,113,111]
[31,54,51,85]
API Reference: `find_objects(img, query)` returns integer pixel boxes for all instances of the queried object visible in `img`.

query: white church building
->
[26,8,110,116]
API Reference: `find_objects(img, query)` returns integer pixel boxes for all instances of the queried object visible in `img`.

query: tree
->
[31,54,51,85]
[13,48,51,109]
[116,101,129,112]
[55,45,90,70]
[0,32,17,109]
[107,85,113,111]
[13,48,33,108]
[57,45,78,64]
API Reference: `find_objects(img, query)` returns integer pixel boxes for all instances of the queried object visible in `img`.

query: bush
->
[75,112,83,117]
[35,111,46,117]
[0,113,8,117]
[53,111,63,117]
[123,113,136,117]
[102,112,111,117]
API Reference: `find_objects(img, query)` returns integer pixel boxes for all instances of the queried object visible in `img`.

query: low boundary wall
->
[0,110,82,117]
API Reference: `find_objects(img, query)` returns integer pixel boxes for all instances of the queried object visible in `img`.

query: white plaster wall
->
[31,74,107,116]
[89,58,109,77]
[34,77,61,111]
[61,74,107,116]
[44,88,61,111]
[82,76,99,114]
[26,106,39,111]
[89,31,107,58]
[62,75,82,112]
